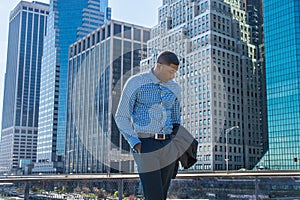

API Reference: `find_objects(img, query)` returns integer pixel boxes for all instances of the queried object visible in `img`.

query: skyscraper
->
[141,0,266,170]
[33,0,111,173]
[244,0,268,157]
[77,0,111,39]
[257,0,300,170]
[66,20,150,173]
[0,1,49,173]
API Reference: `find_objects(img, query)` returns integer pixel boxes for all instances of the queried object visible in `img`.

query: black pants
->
[133,138,178,200]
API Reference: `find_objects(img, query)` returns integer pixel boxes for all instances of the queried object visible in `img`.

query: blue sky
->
[0,0,162,130]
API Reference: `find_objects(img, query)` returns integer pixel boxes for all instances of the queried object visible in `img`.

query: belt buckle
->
[155,134,165,140]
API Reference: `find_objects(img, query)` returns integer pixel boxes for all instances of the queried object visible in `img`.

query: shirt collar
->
[148,68,161,84]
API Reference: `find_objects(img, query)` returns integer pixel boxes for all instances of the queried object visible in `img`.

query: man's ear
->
[156,62,162,70]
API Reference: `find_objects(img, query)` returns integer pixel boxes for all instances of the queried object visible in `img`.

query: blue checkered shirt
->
[115,69,181,148]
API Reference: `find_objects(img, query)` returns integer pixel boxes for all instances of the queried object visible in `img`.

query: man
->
[115,50,181,200]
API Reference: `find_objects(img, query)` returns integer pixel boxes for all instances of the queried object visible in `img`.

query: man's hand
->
[134,143,142,153]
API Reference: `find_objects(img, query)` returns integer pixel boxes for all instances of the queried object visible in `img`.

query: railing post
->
[118,179,123,200]
[24,181,30,200]
[255,176,259,200]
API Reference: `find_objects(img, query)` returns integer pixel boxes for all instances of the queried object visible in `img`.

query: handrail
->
[1,170,300,182]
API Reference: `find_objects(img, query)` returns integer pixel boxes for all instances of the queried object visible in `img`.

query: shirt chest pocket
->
[136,85,177,109]
[136,90,161,106]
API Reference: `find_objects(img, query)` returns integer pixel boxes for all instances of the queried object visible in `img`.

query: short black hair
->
[157,50,179,66]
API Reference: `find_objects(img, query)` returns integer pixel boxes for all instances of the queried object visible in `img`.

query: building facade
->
[66,20,150,173]
[257,0,300,170]
[0,1,49,173]
[141,0,266,170]
[77,0,111,39]
[33,0,111,173]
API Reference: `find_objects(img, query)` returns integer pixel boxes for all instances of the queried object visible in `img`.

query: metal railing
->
[1,170,300,199]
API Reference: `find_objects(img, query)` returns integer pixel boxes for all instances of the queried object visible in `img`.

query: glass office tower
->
[257,0,300,170]
[0,1,49,174]
[66,20,150,173]
[33,0,111,173]
[77,0,111,38]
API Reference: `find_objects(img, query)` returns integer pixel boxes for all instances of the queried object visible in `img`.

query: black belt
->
[138,133,172,140]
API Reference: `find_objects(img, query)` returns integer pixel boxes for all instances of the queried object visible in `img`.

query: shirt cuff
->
[128,136,141,149]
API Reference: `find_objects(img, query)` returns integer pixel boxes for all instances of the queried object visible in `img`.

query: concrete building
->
[0,1,49,173]
[141,0,266,170]
[33,0,111,173]
[66,20,150,173]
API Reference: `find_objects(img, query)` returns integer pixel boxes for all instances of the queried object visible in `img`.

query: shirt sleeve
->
[115,78,141,148]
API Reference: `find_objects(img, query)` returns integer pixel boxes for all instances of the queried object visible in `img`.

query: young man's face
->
[157,63,179,83]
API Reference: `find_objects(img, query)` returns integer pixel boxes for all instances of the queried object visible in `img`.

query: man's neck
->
[152,67,163,82]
